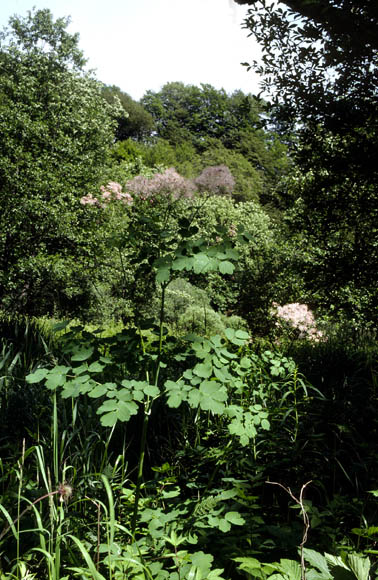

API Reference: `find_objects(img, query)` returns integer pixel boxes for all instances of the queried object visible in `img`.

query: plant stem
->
[131,403,150,537]
[131,282,168,537]
[16,439,25,577]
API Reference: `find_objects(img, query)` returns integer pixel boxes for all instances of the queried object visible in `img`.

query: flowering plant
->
[272,302,324,341]
[194,165,235,196]
[125,167,196,201]
[80,181,133,207]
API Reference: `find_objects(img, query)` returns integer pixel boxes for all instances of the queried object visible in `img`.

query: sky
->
[0,0,262,101]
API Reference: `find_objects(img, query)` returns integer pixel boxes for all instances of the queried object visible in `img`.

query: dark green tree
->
[141,82,262,149]
[102,85,155,141]
[0,9,121,316]
[235,0,378,55]
[237,0,378,324]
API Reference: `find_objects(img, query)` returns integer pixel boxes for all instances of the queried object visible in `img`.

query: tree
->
[141,82,263,150]
[237,0,377,128]
[235,0,378,55]
[102,85,155,141]
[197,139,263,202]
[0,9,121,316]
[236,0,378,324]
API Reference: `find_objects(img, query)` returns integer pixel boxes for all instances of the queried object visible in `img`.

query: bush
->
[163,278,248,336]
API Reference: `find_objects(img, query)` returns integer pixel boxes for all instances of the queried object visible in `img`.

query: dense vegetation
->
[0,5,377,579]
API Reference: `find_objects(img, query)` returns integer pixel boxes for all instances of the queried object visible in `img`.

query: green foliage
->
[0,313,55,438]
[0,9,121,317]
[1,275,378,578]
[102,84,155,141]
[187,196,293,333]
[198,140,263,202]
[240,0,378,327]
[25,235,254,436]
[140,82,290,203]
[163,278,248,336]
[283,146,377,326]
[234,548,372,580]
[1,6,378,578]
[141,82,262,149]
[240,0,377,125]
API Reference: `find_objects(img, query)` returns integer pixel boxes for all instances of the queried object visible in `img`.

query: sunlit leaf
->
[26,368,48,383]
[219,260,234,275]
[71,347,94,361]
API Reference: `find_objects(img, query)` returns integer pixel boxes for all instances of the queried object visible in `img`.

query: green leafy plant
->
[234,549,372,580]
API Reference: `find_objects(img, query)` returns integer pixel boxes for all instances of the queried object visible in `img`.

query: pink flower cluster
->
[272,302,324,341]
[80,182,133,207]
[80,164,236,209]
[125,168,195,201]
[80,193,100,206]
[100,181,133,205]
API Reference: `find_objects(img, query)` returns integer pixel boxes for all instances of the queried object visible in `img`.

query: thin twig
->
[266,480,312,580]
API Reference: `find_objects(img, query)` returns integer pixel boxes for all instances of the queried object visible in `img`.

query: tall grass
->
[0,313,56,443]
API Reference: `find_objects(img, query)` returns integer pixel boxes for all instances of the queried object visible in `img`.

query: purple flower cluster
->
[125,168,196,201]
[272,302,324,342]
[194,165,235,196]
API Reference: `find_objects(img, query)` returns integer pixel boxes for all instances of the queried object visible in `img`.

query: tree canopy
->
[102,85,155,141]
[236,0,378,322]
[235,0,378,54]
[141,82,263,149]
[0,9,120,315]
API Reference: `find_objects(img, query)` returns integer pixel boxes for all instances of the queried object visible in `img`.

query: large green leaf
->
[224,328,249,346]
[193,252,212,274]
[189,381,228,414]
[347,553,371,580]
[277,559,301,580]
[45,366,71,390]
[303,548,332,579]
[88,361,104,373]
[61,379,94,398]
[165,380,189,408]
[218,260,234,275]
[97,398,138,425]
[26,368,48,383]
[156,266,171,284]
[172,255,191,271]
[193,361,213,379]
[190,551,214,574]
[143,384,160,397]
[233,557,264,578]
[224,511,245,525]
[88,384,108,398]
[71,347,94,362]
[60,382,81,398]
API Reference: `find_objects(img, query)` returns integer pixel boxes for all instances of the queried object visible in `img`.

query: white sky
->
[0,0,262,101]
